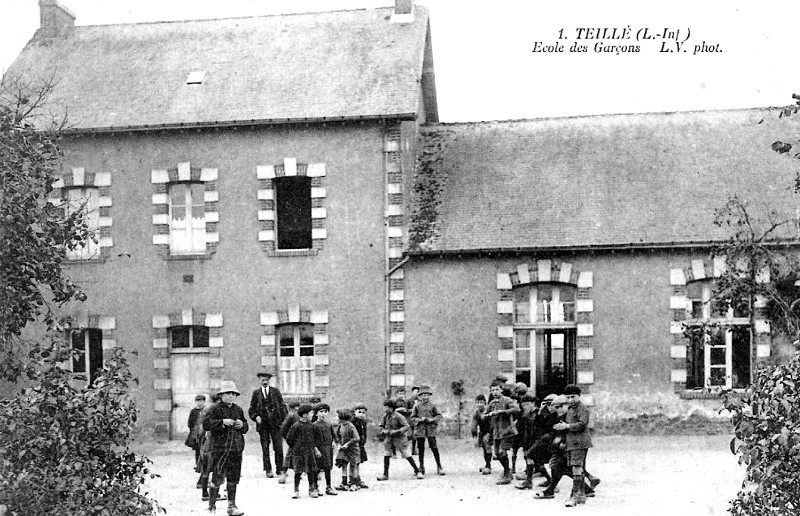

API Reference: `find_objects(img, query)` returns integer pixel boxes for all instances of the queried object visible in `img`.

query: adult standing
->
[248,372,288,478]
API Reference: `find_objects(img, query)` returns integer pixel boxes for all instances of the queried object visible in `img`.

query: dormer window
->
[186,71,206,85]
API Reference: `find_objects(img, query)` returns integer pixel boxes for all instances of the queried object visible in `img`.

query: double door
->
[514,329,576,398]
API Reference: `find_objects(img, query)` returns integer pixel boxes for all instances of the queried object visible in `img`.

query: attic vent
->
[186,71,207,85]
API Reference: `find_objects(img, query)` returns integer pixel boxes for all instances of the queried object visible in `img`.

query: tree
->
[720,94,800,514]
[0,72,90,381]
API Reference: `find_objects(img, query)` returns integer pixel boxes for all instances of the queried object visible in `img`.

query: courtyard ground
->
[136,434,743,516]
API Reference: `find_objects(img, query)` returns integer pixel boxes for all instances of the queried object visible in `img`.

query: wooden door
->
[170,353,210,439]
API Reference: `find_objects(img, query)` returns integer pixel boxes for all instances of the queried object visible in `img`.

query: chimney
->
[392,0,414,23]
[38,0,76,38]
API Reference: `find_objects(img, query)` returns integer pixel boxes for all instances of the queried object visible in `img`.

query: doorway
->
[170,352,210,438]
[514,329,576,399]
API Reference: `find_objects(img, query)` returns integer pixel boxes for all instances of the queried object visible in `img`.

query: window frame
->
[277,323,315,395]
[68,328,103,385]
[685,280,751,390]
[169,325,210,354]
[168,182,207,255]
[64,186,100,260]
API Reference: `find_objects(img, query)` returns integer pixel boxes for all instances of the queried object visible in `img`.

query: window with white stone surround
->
[256,158,327,256]
[498,260,594,402]
[49,168,113,261]
[277,323,315,394]
[65,187,100,260]
[152,163,219,259]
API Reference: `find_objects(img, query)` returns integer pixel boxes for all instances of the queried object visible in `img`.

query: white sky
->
[1,0,798,122]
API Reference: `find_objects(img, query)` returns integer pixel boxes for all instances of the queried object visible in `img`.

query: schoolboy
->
[514,392,546,490]
[510,382,529,477]
[335,408,362,491]
[313,404,337,496]
[188,395,207,471]
[410,385,444,476]
[203,381,248,515]
[376,399,422,481]
[278,401,301,484]
[529,393,559,488]
[485,381,520,485]
[195,394,220,502]
[553,384,599,507]
[352,404,370,488]
[406,386,420,454]
[536,394,597,504]
[470,394,493,474]
[286,404,322,499]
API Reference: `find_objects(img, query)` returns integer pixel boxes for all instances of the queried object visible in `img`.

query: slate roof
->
[7,6,434,131]
[408,109,800,253]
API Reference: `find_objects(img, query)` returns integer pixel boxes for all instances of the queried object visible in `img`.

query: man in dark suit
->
[248,371,288,478]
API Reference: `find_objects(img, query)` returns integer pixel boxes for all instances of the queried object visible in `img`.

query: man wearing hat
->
[410,385,445,476]
[248,371,288,479]
[203,380,248,515]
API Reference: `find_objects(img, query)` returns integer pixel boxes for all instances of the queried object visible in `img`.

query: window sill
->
[266,249,319,258]
[64,257,106,265]
[166,253,213,261]
[679,389,745,400]
[170,348,210,354]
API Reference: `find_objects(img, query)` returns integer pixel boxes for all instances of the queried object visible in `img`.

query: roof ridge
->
[422,106,780,127]
[69,5,397,30]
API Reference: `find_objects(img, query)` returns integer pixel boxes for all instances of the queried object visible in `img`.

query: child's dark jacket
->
[314,419,336,471]
[281,412,301,440]
[203,402,249,453]
[286,419,321,473]
[353,417,368,463]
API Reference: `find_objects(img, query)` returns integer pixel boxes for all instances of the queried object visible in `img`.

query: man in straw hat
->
[248,371,287,479]
[204,380,249,515]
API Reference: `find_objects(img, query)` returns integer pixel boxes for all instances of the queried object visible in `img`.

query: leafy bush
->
[0,347,163,516]
[724,351,800,515]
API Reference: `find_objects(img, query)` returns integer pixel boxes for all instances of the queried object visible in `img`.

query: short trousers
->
[566,448,587,467]
[383,436,411,458]
[492,436,515,455]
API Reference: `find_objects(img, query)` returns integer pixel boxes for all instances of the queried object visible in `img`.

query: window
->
[513,283,577,397]
[170,326,210,349]
[169,183,206,254]
[70,328,103,385]
[685,281,751,390]
[65,187,99,260]
[275,176,312,250]
[514,283,576,324]
[278,323,314,394]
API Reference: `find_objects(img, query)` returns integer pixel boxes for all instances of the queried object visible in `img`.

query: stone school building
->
[7,0,798,438]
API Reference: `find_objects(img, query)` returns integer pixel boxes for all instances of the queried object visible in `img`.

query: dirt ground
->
[136,434,743,516]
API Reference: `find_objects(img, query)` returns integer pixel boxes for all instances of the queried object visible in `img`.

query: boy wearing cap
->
[278,401,302,484]
[352,404,370,488]
[470,394,493,475]
[486,381,521,485]
[335,408,362,491]
[313,404,337,496]
[510,382,529,477]
[549,386,600,506]
[248,371,287,479]
[286,404,322,499]
[376,399,422,481]
[203,381,249,515]
[188,395,207,471]
[410,385,445,476]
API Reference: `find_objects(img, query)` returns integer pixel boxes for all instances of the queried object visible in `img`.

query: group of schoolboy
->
[186,373,373,514]
[471,376,600,507]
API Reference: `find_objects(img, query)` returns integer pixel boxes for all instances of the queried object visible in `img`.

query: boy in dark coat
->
[376,399,422,481]
[278,401,301,484]
[410,385,444,476]
[335,408,362,491]
[553,384,600,507]
[510,382,529,477]
[313,403,337,496]
[203,381,248,515]
[470,394,493,475]
[286,404,322,499]
[352,404,369,488]
[188,394,206,471]
[514,393,550,490]
[486,381,521,485]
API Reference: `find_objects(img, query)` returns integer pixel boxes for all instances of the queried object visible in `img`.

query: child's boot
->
[325,486,338,496]
[377,456,390,481]
[226,483,243,516]
[207,486,219,513]
[565,474,586,507]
